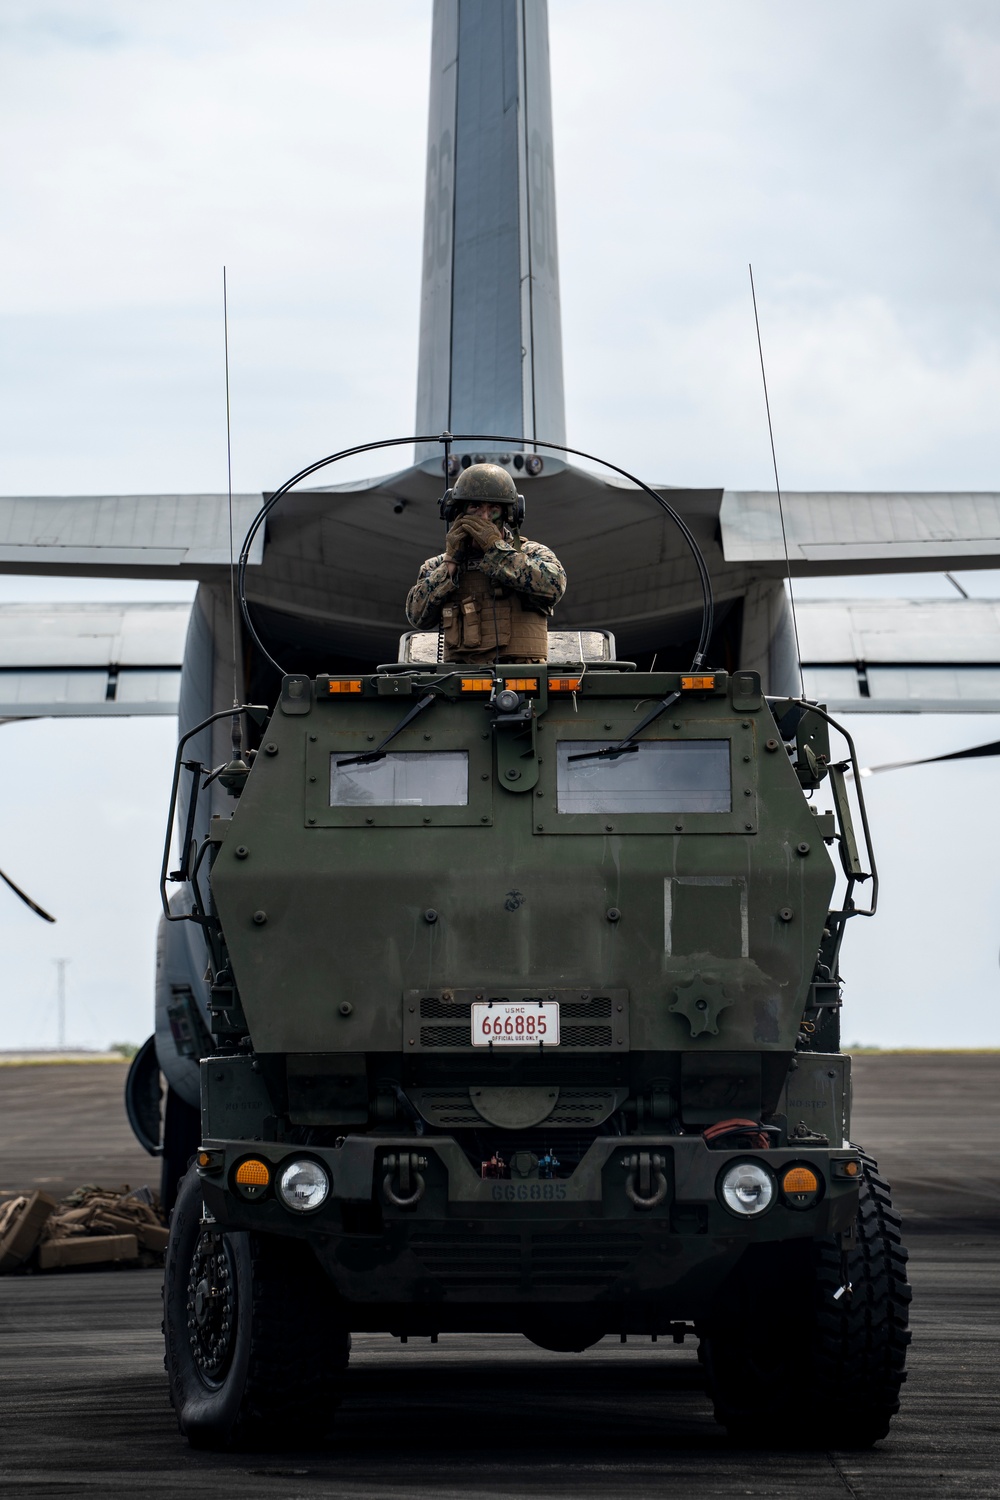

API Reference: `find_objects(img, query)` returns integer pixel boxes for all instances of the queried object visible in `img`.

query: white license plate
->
[471,1001,560,1048]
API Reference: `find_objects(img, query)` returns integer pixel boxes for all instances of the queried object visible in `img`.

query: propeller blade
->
[0,867,56,922]
[858,739,1000,777]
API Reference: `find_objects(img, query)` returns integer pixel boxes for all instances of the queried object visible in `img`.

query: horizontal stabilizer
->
[798,598,1000,713]
[0,495,264,578]
[722,491,1000,574]
[0,603,189,718]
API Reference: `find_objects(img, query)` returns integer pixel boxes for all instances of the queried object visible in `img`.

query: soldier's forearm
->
[405,565,457,628]
[481,545,565,605]
[405,595,439,628]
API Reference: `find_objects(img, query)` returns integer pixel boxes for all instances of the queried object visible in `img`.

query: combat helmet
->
[440,463,525,527]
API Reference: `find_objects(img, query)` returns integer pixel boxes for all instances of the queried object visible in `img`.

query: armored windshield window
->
[555,740,731,814]
[330,751,469,808]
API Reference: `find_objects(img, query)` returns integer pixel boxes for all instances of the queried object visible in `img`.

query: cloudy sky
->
[1,0,999,1049]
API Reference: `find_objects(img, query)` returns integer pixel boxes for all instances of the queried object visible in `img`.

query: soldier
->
[406,463,566,663]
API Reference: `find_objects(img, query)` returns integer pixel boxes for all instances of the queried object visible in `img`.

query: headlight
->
[719,1160,775,1217]
[277,1158,330,1213]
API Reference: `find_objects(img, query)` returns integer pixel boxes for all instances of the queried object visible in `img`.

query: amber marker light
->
[504,678,538,692]
[781,1164,822,1209]
[680,674,715,690]
[235,1159,270,1187]
[549,677,582,692]
[197,1151,211,1168]
[234,1159,271,1199]
[460,677,493,691]
[328,679,362,694]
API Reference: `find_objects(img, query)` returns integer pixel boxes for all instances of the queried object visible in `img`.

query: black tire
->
[701,1150,911,1448]
[164,1168,350,1450]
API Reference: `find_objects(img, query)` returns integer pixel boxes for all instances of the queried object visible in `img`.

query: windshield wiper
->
[336,671,474,768]
[567,690,681,763]
[336,691,438,768]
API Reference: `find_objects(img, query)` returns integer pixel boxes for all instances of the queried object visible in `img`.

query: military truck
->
[162,614,910,1450]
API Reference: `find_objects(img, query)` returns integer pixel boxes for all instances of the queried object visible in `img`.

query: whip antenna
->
[749,264,804,696]
[223,267,239,710]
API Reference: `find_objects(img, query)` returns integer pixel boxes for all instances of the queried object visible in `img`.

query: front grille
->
[561,1024,612,1047]
[561,996,612,1019]
[408,1229,645,1291]
[410,1231,522,1286]
[420,997,468,1019]
[406,987,629,1053]
[410,1088,624,1130]
[551,1091,619,1125]
[531,1232,644,1286]
[411,1090,482,1126]
[420,1025,469,1048]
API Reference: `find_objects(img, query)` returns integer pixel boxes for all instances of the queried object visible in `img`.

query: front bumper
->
[197,1133,860,1325]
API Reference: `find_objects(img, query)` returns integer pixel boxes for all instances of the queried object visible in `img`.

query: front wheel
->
[163,1168,350,1450]
[701,1150,911,1448]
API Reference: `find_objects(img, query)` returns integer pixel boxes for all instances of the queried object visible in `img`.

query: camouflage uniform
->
[407,529,565,625]
[406,525,566,663]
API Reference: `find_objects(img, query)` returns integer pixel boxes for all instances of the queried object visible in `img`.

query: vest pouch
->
[479,593,512,652]
[505,597,549,660]
[461,598,481,648]
[441,604,462,650]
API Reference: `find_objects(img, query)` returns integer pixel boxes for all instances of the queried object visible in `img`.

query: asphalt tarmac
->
[0,1054,997,1499]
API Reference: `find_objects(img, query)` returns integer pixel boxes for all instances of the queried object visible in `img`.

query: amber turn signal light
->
[781,1163,822,1210]
[549,677,582,692]
[680,674,715,691]
[235,1158,270,1186]
[328,679,362,694]
[234,1159,271,1200]
[460,677,493,692]
[504,678,538,692]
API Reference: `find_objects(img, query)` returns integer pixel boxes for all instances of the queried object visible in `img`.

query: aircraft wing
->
[722,491,1000,574]
[0,602,190,718]
[0,494,264,577]
[797,598,1000,712]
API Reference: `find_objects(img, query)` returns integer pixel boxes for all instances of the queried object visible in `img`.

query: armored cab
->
[163,631,910,1450]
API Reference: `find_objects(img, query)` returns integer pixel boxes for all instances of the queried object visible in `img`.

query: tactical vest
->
[440,563,549,663]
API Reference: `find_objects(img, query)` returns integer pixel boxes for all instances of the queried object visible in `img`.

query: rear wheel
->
[164,1168,350,1450]
[701,1150,911,1448]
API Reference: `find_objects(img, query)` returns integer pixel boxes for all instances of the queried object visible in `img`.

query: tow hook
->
[833,1224,855,1301]
[383,1152,428,1209]
[621,1152,668,1209]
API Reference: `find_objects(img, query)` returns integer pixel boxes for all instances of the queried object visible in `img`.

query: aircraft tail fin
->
[415,0,566,460]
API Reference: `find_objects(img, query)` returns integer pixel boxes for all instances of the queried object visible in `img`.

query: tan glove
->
[444,519,470,559]
[456,513,503,552]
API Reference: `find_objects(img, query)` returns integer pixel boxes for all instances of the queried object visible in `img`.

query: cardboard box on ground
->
[0,1183,168,1273]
